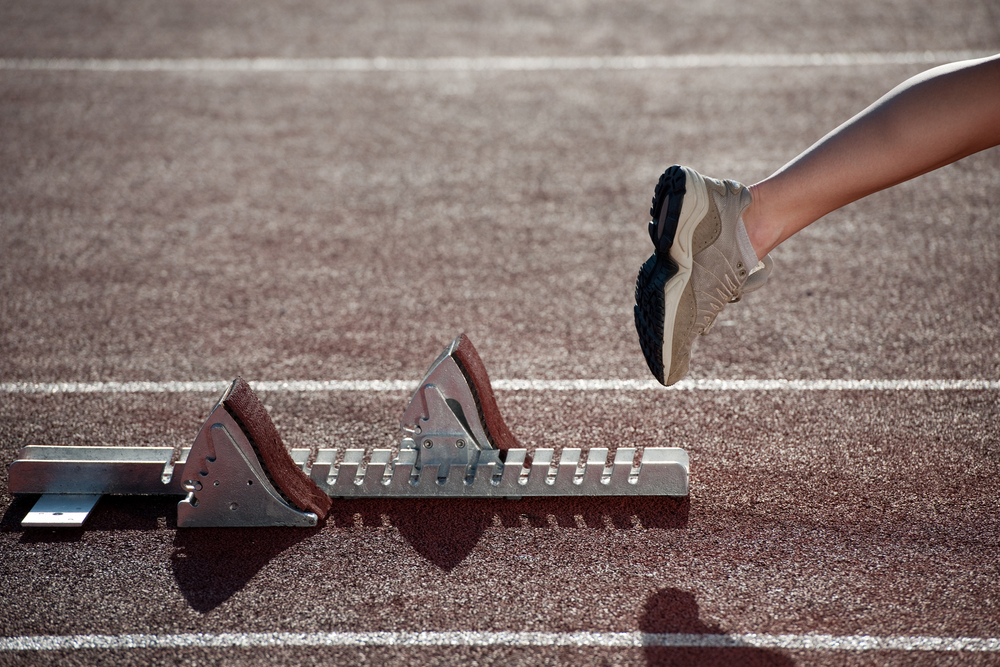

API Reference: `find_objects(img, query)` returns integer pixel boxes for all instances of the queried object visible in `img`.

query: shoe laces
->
[700,254,773,334]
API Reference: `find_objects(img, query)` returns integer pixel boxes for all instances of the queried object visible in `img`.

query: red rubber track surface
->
[1,1,999,666]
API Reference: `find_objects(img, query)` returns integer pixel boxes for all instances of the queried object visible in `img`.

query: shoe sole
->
[634,166,709,385]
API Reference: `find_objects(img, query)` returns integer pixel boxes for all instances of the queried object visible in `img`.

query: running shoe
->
[634,165,773,385]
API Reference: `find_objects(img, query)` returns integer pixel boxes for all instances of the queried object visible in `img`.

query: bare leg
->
[744,54,1000,259]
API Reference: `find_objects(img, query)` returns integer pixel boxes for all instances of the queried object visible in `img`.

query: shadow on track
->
[4,496,321,612]
[640,588,795,667]
[326,495,689,571]
[171,526,320,612]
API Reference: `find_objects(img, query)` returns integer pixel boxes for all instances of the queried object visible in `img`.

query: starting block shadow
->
[326,495,689,571]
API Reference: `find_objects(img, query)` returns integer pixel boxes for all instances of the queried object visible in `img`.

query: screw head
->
[456,439,466,449]
[423,439,433,449]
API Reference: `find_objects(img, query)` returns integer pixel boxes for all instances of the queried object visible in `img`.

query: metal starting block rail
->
[8,335,689,528]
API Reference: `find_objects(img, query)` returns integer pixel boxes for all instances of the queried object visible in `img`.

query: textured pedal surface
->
[222,377,332,519]
[451,333,520,451]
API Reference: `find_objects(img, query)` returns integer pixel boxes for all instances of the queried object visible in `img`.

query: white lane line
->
[2,631,999,652]
[496,379,1000,391]
[0,51,992,73]
[0,379,997,394]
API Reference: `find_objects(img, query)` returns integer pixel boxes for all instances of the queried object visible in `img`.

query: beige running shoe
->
[634,165,773,385]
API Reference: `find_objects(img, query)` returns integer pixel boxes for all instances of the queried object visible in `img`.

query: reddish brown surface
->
[0,1,998,666]
[223,377,331,518]
[453,333,521,450]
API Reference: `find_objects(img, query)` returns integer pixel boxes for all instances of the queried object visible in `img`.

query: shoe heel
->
[668,167,709,271]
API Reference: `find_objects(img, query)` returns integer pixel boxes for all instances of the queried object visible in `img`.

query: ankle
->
[744,183,781,259]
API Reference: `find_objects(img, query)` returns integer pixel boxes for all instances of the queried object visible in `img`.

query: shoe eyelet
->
[739,270,747,277]
[736,262,744,270]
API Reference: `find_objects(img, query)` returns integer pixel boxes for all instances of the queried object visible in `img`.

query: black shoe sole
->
[634,166,687,385]
[647,165,686,251]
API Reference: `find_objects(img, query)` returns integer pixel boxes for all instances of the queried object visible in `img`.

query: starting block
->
[8,335,688,528]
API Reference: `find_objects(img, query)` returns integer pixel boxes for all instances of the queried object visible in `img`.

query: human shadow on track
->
[640,588,796,666]
[171,526,321,612]
[326,496,688,572]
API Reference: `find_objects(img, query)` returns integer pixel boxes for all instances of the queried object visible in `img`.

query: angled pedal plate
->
[175,399,318,528]
[8,334,689,527]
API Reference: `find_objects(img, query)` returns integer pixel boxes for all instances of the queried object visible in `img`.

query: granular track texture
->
[222,377,332,519]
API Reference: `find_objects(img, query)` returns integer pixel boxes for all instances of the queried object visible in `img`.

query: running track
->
[1,1,998,665]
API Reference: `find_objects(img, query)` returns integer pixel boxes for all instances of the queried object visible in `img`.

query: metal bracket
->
[400,344,494,453]
[175,403,318,528]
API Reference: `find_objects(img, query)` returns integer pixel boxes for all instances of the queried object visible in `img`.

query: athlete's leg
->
[635,54,1000,385]
[744,54,1000,259]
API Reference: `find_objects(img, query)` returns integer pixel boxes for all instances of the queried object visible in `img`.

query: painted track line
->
[0,379,997,394]
[2,631,999,652]
[0,51,992,73]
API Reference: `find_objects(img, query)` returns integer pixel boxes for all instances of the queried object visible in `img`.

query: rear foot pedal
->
[320,334,689,499]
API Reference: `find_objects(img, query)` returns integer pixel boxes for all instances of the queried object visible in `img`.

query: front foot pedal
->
[176,378,329,528]
[401,333,520,452]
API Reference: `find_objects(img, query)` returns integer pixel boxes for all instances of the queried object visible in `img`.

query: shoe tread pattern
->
[635,166,687,385]
[634,253,674,383]
[648,166,686,251]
